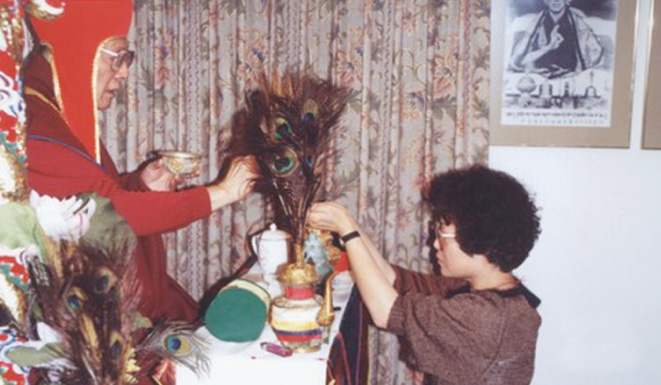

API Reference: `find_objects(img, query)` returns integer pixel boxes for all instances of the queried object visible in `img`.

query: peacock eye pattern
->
[165,334,192,355]
[109,332,124,360]
[67,295,81,311]
[66,287,87,313]
[168,336,181,350]
[274,157,293,172]
[93,267,117,295]
[274,117,292,140]
[302,112,315,124]
[302,99,318,124]
[269,148,298,176]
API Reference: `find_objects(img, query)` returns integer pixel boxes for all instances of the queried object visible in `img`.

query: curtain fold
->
[102,1,490,383]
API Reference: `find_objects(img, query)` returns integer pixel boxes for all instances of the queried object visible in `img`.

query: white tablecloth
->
[176,272,353,385]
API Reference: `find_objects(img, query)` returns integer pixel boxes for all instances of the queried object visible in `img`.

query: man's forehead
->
[103,37,129,50]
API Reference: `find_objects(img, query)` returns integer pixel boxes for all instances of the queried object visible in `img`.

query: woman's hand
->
[311,202,398,328]
[141,158,183,191]
[308,202,357,236]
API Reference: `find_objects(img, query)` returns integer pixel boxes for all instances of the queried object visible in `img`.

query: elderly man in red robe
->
[23,0,256,325]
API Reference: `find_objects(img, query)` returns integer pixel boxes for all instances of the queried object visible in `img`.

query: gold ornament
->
[0,4,24,64]
[24,0,66,22]
[278,245,318,285]
[316,270,339,327]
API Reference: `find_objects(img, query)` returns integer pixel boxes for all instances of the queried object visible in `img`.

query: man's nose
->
[115,62,130,80]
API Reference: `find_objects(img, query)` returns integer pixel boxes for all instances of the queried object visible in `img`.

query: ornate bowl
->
[157,150,201,177]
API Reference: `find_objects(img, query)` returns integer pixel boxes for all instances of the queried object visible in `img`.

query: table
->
[176,272,356,385]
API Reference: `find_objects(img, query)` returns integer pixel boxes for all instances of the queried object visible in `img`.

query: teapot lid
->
[259,223,291,241]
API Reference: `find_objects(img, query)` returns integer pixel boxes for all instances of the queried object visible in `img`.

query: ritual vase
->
[269,245,328,353]
[270,294,324,353]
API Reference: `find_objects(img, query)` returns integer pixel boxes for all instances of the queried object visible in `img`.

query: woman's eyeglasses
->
[429,220,456,240]
[99,47,135,71]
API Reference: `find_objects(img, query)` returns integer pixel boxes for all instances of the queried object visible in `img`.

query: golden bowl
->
[157,150,201,177]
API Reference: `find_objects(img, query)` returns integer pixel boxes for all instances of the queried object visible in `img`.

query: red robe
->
[23,51,208,323]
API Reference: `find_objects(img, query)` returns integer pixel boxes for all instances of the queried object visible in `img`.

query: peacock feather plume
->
[233,72,350,248]
[135,321,209,375]
[27,240,140,385]
[22,239,209,384]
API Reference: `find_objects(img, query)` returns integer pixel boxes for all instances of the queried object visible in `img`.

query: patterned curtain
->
[101,0,490,384]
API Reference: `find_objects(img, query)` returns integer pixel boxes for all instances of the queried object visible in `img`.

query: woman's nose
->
[433,236,440,251]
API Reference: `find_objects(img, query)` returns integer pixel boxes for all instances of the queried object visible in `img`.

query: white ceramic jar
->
[251,223,291,280]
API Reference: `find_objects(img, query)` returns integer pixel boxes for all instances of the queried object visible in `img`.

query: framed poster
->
[643,0,661,149]
[490,0,638,147]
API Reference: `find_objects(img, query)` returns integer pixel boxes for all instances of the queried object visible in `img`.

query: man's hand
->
[548,24,564,51]
[141,158,183,191]
[211,156,259,208]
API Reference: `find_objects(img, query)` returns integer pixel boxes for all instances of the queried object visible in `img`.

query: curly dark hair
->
[426,165,541,272]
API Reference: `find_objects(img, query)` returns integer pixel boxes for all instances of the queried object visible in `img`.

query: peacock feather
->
[27,240,140,385]
[233,72,350,248]
[135,321,209,375]
[22,239,209,384]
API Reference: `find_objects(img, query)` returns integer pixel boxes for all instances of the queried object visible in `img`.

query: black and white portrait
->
[501,0,618,127]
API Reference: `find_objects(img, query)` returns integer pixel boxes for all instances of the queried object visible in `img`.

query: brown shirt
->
[386,265,541,385]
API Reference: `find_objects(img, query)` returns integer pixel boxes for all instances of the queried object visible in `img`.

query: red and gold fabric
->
[0,0,32,202]
[0,327,29,385]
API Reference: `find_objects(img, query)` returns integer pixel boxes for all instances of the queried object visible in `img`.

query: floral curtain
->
[101,0,490,383]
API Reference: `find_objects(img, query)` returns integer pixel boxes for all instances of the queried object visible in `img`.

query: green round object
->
[204,286,268,342]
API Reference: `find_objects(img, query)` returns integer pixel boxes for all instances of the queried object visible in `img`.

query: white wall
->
[489,0,661,383]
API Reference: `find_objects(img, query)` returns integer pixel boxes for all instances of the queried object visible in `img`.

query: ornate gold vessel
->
[270,240,340,353]
[270,245,322,352]
[278,245,318,298]
[157,150,201,177]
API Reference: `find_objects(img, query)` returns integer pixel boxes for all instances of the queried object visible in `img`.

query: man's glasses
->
[99,47,135,71]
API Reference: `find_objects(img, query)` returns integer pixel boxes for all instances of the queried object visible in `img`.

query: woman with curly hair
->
[309,165,542,385]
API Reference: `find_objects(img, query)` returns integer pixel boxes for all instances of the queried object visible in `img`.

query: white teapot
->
[251,223,291,280]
